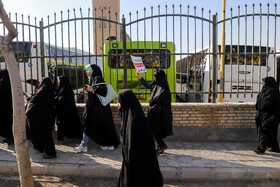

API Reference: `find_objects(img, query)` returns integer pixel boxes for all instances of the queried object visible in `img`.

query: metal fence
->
[0,3,280,103]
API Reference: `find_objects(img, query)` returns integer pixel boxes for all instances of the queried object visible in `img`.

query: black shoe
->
[43,154,56,159]
[254,148,265,155]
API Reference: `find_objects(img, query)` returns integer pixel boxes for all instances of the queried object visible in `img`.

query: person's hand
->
[136,71,142,80]
[84,84,93,92]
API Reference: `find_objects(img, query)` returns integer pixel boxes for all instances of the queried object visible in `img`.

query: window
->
[221,45,270,66]
[108,49,171,69]
[0,42,31,62]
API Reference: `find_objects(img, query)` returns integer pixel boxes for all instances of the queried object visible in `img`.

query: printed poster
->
[130,55,147,73]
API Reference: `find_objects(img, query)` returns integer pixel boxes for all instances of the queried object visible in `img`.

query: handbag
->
[93,83,117,106]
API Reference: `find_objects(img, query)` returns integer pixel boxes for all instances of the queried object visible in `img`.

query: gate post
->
[122,16,127,89]
[212,15,218,103]
[39,20,45,77]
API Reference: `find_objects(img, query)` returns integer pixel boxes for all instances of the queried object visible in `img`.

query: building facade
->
[92,0,120,55]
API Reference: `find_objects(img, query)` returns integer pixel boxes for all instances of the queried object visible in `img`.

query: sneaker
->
[73,144,88,153]
[100,146,108,150]
[107,146,115,150]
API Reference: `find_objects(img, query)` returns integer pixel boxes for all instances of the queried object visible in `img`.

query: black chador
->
[26,77,56,158]
[83,64,119,148]
[148,70,173,153]
[55,76,83,141]
[117,89,163,187]
[255,77,280,154]
[0,70,13,143]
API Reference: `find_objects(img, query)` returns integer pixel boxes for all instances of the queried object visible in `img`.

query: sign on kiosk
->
[130,55,147,73]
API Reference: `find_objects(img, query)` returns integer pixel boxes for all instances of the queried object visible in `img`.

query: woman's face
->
[57,78,61,86]
[85,69,91,77]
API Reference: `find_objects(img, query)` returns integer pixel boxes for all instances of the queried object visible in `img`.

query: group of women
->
[25,76,85,159]
[3,64,280,185]
[0,64,174,186]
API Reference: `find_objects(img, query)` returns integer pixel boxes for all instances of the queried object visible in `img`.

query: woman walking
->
[117,89,163,187]
[255,77,280,154]
[137,69,173,154]
[26,77,56,159]
[55,75,83,144]
[74,64,119,152]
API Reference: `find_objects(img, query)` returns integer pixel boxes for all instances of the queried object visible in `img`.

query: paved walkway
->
[0,137,280,182]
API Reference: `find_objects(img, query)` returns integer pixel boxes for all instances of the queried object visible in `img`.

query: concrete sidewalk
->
[0,137,280,182]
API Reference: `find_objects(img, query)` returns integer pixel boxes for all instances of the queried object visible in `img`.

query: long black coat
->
[0,70,13,139]
[83,64,119,147]
[26,77,56,155]
[256,77,280,128]
[55,76,83,140]
[256,77,280,150]
[148,70,173,139]
[117,89,163,187]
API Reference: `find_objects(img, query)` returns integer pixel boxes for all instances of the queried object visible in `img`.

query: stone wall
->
[77,103,256,128]
[76,103,265,142]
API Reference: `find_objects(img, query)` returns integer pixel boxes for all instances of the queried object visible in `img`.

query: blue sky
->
[2,0,279,20]
[2,0,279,52]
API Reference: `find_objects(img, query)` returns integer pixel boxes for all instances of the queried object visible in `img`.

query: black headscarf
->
[149,69,171,106]
[117,89,147,129]
[116,89,163,187]
[89,64,102,84]
[37,77,55,95]
[263,77,279,93]
[56,76,74,99]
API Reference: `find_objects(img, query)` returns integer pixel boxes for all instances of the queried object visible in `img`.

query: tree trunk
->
[0,1,34,187]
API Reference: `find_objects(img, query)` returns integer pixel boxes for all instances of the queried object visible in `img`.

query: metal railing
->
[0,3,279,103]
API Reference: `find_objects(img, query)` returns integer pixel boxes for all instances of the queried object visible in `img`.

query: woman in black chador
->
[55,75,83,144]
[0,70,13,144]
[137,69,173,154]
[74,64,119,152]
[117,89,163,187]
[255,77,280,154]
[26,77,56,159]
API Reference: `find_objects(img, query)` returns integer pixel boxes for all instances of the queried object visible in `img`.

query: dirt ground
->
[0,175,280,187]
